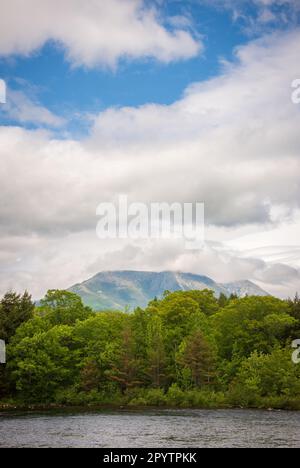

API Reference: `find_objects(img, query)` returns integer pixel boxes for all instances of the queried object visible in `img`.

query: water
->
[0,408,299,448]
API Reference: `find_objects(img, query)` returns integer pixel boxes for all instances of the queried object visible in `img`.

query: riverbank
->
[1,397,300,414]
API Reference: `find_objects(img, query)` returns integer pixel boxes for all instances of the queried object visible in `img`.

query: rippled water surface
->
[0,408,299,448]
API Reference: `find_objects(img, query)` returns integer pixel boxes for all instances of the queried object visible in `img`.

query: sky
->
[0,0,300,299]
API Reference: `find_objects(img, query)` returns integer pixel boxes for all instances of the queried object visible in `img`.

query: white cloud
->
[1,89,65,127]
[86,30,300,228]
[0,79,6,104]
[0,30,300,298]
[203,0,300,33]
[0,0,201,68]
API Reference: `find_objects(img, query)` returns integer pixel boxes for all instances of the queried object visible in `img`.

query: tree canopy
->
[0,289,299,409]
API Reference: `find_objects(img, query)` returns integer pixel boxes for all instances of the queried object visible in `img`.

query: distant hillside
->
[69,270,269,310]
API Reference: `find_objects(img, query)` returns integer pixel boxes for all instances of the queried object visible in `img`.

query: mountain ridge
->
[69,270,269,311]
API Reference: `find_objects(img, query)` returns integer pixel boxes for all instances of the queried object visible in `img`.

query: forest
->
[0,288,300,410]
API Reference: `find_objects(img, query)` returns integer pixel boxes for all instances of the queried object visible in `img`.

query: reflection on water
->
[0,408,299,448]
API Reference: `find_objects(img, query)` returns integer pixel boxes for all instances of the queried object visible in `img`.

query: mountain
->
[222,280,269,298]
[68,270,269,311]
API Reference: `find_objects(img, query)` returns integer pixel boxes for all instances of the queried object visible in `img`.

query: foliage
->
[38,290,93,326]
[212,296,295,361]
[230,347,300,403]
[0,291,34,343]
[0,288,299,409]
[0,291,34,397]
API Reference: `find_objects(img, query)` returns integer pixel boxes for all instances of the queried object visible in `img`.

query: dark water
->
[0,408,299,448]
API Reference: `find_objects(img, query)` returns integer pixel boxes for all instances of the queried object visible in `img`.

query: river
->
[0,408,299,448]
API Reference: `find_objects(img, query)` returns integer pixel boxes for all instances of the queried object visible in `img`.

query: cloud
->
[0,232,298,299]
[0,79,6,104]
[202,0,300,33]
[0,0,201,68]
[86,30,300,227]
[0,29,300,297]
[1,89,65,127]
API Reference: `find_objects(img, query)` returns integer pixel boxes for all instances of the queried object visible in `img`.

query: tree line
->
[0,288,300,409]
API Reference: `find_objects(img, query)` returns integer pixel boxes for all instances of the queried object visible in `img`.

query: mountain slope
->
[69,270,269,310]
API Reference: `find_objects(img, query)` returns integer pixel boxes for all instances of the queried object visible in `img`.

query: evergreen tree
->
[180,330,216,387]
[218,293,228,308]
[145,316,166,387]
[107,324,141,394]
[0,291,34,343]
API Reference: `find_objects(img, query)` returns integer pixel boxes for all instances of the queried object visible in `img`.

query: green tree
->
[8,325,78,402]
[213,296,296,361]
[179,330,216,388]
[286,294,300,338]
[229,293,238,301]
[74,311,127,394]
[38,290,93,325]
[287,293,300,320]
[171,290,219,316]
[218,293,228,308]
[0,291,34,343]
[80,358,101,392]
[106,323,142,394]
[231,347,300,404]
[0,291,34,397]
[2,288,300,410]
[145,315,166,388]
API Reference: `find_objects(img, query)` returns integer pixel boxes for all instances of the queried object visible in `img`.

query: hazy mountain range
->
[69,270,269,311]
